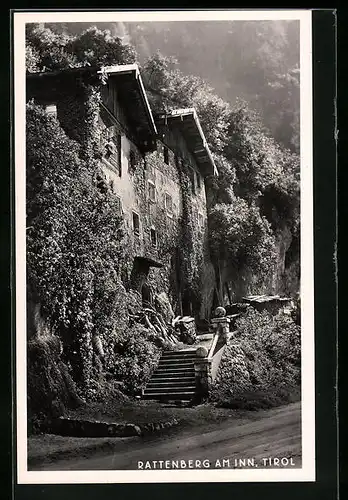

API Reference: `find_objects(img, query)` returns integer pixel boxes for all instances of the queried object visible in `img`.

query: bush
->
[211,308,301,409]
[112,325,161,394]
[27,335,82,433]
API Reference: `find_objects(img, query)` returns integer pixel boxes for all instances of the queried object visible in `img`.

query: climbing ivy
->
[26,102,127,389]
[177,161,205,314]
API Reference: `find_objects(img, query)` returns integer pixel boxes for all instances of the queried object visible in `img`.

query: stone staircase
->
[142,350,197,402]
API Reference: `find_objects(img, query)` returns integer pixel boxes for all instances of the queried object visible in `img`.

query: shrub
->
[112,326,161,394]
[211,308,301,409]
[27,335,82,433]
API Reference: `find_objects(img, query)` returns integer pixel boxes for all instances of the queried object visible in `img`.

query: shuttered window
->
[148,180,156,202]
[132,212,140,235]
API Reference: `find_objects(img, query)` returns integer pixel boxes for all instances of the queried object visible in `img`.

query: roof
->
[134,255,163,269]
[27,64,157,141]
[156,108,218,177]
[242,295,292,304]
[97,64,157,137]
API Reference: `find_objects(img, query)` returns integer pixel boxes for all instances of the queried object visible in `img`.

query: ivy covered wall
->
[27,68,217,319]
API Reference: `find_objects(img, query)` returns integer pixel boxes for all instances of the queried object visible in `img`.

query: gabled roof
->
[156,108,218,177]
[97,64,157,137]
[26,64,157,140]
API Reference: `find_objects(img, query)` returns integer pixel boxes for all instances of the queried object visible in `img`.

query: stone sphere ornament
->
[214,306,226,318]
[196,346,209,358]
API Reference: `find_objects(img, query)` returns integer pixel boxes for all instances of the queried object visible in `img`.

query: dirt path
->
[33,402,301,470]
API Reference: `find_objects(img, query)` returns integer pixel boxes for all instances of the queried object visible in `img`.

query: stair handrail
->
[207,331,220,360]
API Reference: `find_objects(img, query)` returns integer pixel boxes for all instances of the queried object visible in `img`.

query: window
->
[106,127,114,141]
[188,167,196,195]
[116,134,122,177]
[196,172,202,190]
[148,180,156,202]
[129,150,136,171]
[132,212,140,236]
[45,104,57,118]
[115,195,122,215]
[150,227,157,247]
[198,212,204,228]
[163,145,169,165]
[164,192,173,215]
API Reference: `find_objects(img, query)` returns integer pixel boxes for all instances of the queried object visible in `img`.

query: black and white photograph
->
[14,9,315,483]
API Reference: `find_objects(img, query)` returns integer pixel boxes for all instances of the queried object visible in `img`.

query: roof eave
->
[157,109,218,177]
[98,65,157,136]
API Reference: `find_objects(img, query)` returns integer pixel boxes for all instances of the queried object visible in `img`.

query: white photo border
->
[14,9,315,484]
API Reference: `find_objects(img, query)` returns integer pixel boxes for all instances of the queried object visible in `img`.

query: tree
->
[25,24,137,73]
[209,200,277,278]
[66,26,137,67]
[26,24,78,71]
[143,52,230,150]
[142,53,300,294]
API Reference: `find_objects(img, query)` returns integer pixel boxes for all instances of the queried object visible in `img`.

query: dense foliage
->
[25,24,301,417]
[143,52,230,151]
[26,24,300,297]
[141,53,300,296]
[26,102,126,387]
[211,308,301,409]
[125,20,300,153]
[112,325,161,394]
[26,24,136,72]
[53,20,299,153]
[209,201,277,278]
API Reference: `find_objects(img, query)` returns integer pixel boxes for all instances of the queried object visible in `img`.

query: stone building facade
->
[26,64,218,319]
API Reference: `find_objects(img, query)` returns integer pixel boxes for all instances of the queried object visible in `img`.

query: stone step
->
[147,380,196,388]
[142,392,195,401]
[153,368,195,376]
[161,350,196,357]
[158,361,195,369]
[159,354,196,362]
[144,385,196,393]
[150,373,195,381]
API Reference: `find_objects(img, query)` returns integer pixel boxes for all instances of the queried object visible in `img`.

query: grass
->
[63,398,254,426]
[215,385,301,411]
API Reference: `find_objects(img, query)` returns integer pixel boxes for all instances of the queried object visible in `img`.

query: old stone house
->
[26,63,218,319]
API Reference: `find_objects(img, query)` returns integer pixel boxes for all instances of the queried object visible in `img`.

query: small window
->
[196,172,202,190]
[188,167,196,195]
[129,150,136,171]
[150,227,157,247]
[106,127,114,141]
[132,212,140,235]
[115,195,122,215]
[148,180,156,202]
[45,104,57,118]
[164,192,173,215]
[198,212,204,228]
[163,145,169,165]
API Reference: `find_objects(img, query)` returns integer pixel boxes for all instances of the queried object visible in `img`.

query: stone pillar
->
[194,346,211,399]
[211,317,231,342]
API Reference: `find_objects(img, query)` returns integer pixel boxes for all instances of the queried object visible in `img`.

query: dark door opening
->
[141,283,152,307]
